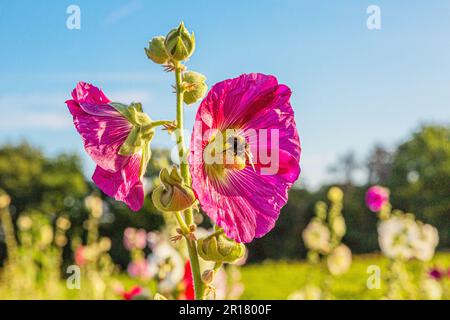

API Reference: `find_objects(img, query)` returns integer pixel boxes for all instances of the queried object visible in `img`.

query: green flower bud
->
[17,215,32,231]
[164,22,195,62]
[314,201,328,221]
[145,36,169,65]
[183,71,208,105]
[85,194,103,218]
[331,215,346,238]
[56,216,71,231]
[151,167,196,212]
[327,186,344,203]
[0,189,11,209]
[197,230,246,263]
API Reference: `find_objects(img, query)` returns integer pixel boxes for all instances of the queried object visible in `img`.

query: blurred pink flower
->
[66,82,145,211]
[127,259,152,280]
[428,267,445,280]
[189,73,301,243]
[74,246,86,266]
[365,185,389,212]
[123,227,148,250]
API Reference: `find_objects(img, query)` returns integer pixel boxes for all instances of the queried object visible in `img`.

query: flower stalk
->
[173,61,204,299]
[0,191,17,261]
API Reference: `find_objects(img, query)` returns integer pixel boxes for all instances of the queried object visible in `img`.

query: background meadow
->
[0,1,449,299]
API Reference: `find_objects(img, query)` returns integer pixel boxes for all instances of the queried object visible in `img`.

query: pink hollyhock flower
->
[127,259,152,280]
[123,227,148,250]
[189,73,301,243]
[66,82,155,211]
[365,185,389,212]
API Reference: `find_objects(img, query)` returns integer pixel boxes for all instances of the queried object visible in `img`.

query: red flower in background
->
[180,261,195,300]
[122,286,144,300]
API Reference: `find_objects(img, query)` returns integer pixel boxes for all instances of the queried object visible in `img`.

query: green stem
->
[213,262,223,273]
[174,62,204,300]
[0,207,17,261]
[149,120,173,128]
[174,211,189,233]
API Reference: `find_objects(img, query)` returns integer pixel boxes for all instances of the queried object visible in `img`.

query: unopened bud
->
[151,167,196,212]
[0,189,11,209]
[99,237,112,251]
[56,216,71,231]
[85,194,103,218]
[145,36,169,64]
[40,225,54,246]
[182,71,207,105]
[197,230,246,263]
[164,22,195,62]
[55,234,68,247]
[17,215,33,231]
[327,186,344,203]
[331,215,346,238]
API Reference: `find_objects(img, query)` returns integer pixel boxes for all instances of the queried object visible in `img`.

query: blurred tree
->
[328,151,360,186]
[247,188,315,261]
[0,143,88,218]
[388,125,450,247]
[367,144,393,185]
[0,144,171,267]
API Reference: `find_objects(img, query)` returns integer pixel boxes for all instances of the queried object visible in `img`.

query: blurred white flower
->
[147,231,163,249]
[411,224,439,262]
[378,215,439,262]
[378,216,419,260]
[287,285,322,300]
[302,219,330,253]
[147,242,184,292]
[327,244,352,276]
[421,279,442,300]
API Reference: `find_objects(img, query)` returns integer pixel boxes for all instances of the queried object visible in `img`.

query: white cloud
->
[104,0,142,25]
[299,152,335,190]
[108,90,152,105]
[0,113,71,130]
[0,71,162,84]
[0,90,152,130]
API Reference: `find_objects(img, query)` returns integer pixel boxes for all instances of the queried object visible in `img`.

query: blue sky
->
[0,0,449,188]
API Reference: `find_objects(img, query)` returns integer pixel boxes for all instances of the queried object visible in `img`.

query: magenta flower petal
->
[365,185,389,212]
[72,81,111,106]
[92,154,144,212]
[66,82,132,172]
[189,73,301,243]
[66,82,145,211]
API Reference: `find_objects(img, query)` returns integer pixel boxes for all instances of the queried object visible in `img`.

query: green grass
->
[240,253,450,299]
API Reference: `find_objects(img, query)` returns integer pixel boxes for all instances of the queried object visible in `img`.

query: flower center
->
[203,130,254,181]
